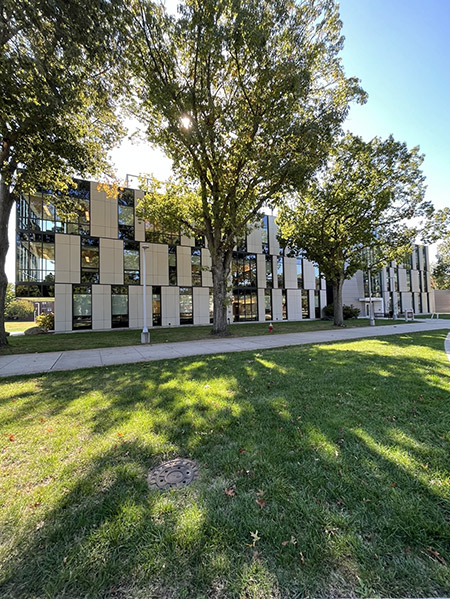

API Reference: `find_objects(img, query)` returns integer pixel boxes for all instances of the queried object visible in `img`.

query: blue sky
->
[339,0,450,210]
[6,0,449,280]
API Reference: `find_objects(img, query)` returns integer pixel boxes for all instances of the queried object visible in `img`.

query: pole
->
[141,244,150,344]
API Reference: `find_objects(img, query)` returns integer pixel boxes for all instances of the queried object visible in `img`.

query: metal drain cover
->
[147,458,199,491]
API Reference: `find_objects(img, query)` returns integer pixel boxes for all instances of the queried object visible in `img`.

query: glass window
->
[73,285,92,329]
[111,286,129,328]
[296,258,303,289]
[264,289,272,320]
[191,248,202,286]
[314,290,321,319]
[118,189,134,240]
[277,256,284,288]
[265,255,273,288]
[302,290,310,319]
[233,253,256,288]
[209,288,214,324]
[261,216,269,254]
[124,241,140,285]
[314,265,321,290]
[364,272,382,297]
[282,289,287,320]
[16,231,55,285]
[232,289,257,322]
[81,237,99,284]
[153,286,161,326]
[180,287,193,324]
[168,245,177,285]
[145,222,180,245]
[405,269,411,292]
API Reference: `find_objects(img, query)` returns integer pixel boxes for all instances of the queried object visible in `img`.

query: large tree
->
[0,0,127,345]
[432,236,450,290]
[277,133,431,326]
[129,0,365,335]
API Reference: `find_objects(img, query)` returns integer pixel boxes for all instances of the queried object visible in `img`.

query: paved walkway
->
[1,320,449,378]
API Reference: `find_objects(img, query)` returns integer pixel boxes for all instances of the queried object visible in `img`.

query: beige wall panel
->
[55,234,70,283]
[201,249,213,287]
[257,289,266,322]
[417,247,424,271]
[272,288,282,321]
[268,215,280,256]
[308,290,315,319]
[247,225,262,253]
[320,290,327,313]
[425,271,432,293]
[149,244,169,286]
[284,257,297,289]
[162,286,180,326]
[401,292,413,311]
[180,234,195,247]
[411,270,420,293]
[434,290,450,313]
[177,245,192,287]
[68,235,81,282]
[92,285,111,330]
[424,246,430,271]
[100,239,123,285]
[54,283,72,332]
[428,291,435,313]
[256,254,266,289]
[90,182,106,238]
[342,271,365,313]
[193,287,210,325]
[287,289,302,320]
[128,285,152,329]
[397,268,407,293]
[302,259,315,290]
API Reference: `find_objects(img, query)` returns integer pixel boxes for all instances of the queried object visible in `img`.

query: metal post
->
[141,244,150,344]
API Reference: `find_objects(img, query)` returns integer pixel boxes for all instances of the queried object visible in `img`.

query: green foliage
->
[5,299,34,320]
[277,132,430,325]
[323,304,360,320]
[5,284,14,310]
[432,236,450,289]
[130,0,365,333]
[35,312,54,331]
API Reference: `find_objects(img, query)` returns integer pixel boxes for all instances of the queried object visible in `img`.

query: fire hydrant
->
[268,322,273,333]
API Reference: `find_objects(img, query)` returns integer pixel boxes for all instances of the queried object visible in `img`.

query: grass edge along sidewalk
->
[0,330,449,598]
[2,317,412,355]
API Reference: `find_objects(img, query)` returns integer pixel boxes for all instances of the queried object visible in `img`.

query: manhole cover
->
[147,458,199,491]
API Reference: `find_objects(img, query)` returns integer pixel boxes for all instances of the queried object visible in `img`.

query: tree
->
[129,0,365,335]
[0,0,127,345]
[432,237,450,289]
[277,133,430,326]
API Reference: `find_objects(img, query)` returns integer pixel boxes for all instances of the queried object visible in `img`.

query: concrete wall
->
[434,290,450,313]
[55,234,80,284]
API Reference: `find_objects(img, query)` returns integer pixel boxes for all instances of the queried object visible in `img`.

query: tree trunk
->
[211,251,232,336]
[0,180,15,346]
[332,276,345,327]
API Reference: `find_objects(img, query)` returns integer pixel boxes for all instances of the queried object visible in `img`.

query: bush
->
[323,304,360,320]
[5,299,34,320]
[35,312,54,331]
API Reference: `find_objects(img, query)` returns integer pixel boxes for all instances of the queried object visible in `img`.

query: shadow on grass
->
[0,331,449,598]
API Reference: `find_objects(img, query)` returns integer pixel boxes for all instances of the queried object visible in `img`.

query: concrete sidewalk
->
[1,320,449,378]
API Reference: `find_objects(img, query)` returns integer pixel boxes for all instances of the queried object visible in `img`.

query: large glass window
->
[168,245,177,285]
[73,285,92,330]
[314,290,321,319]
[264,289,272,320]
[145,222,180,245]
[364,272,382,297]
[123,241,140,284]
[232,290,257,321]
[277,256,284,288]
[314,265,321,290]
[118,189,135,240]
[265,255,273,288]
[296,258,303,289]
[302,290,310,319]
[16,232,55,289]
[180,287,193,324]
[191,248,202,286]
[153,286,161,326]
[261,216,269,254]
[233,252,257,287]
[111,286,128,328]
[81,237,99,283]
[282,289,288,320]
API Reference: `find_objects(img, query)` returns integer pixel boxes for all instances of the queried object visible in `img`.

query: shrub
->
[5,299,34,320]
[323,304,360,320]
[35,312,54,331]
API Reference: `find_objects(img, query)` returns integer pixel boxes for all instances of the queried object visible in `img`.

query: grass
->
[0,317,404,355]
[0,330,449,598]
[419,313,450,319]
[4,321,33,333]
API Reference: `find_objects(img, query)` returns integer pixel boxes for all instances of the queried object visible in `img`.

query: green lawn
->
[1,317,403,355]
[0,331,449,598]
[4,321,34,333]
[419,314,450,319]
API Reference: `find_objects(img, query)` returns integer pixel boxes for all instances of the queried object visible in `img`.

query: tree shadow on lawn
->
[0,332,449,598]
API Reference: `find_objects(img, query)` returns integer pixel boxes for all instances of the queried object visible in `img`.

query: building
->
[15,179,434,331]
